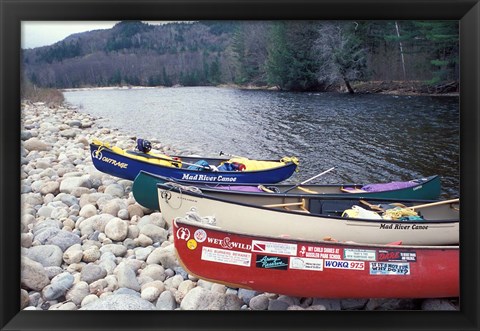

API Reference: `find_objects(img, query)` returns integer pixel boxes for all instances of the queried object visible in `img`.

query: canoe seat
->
[263,199,310,213]
[297,186,318,194]
[340,186,367,193]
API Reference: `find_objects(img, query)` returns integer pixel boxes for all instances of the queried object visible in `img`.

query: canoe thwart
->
[341,187,367,193]
[263,201,305,208]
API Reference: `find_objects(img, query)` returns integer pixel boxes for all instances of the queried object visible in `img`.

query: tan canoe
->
[157,183,459,245]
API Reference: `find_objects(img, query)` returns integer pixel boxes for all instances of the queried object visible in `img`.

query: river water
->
[64,86,459,198]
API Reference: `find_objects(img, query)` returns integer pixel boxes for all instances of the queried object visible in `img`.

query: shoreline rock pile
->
[20,101,459,311]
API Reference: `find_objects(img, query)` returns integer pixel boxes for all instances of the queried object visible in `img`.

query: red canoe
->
[173,217,459,299]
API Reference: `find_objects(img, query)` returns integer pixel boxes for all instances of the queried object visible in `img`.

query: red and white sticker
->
[201,246,251,267]
[176,227,191,241]
[194,229,207,243]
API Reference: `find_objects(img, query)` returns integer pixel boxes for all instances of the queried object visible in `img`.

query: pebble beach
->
[20,100,460,311]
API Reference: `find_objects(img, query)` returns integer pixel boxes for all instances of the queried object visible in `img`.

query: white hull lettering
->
[100,157,128,169]
[181,173,237,182]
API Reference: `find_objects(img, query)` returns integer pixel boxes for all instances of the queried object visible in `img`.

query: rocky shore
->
[20,101,459,311]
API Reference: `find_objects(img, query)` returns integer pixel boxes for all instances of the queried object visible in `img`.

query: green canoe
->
[132,171,441,211]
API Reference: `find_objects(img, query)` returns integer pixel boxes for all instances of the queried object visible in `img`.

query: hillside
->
[22,20,459,93]
[22,21,234,88]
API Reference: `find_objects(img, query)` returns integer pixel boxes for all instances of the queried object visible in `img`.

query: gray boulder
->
[24,245,63,267]
[21,257,50,291]
[80,294,155,310]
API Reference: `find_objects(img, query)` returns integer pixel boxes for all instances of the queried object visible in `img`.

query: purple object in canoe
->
[358,180,418,193]
[212,185,264,192]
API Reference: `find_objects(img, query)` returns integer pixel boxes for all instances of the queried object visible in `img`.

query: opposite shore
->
[19,100,459,311]
[61,80,459,97]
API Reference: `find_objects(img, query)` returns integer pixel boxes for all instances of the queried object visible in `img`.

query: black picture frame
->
[1,0,479,330]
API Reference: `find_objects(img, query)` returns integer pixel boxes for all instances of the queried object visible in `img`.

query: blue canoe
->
[89,140,299,183]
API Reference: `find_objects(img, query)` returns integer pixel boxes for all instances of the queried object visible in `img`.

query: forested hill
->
[22,20,459,92]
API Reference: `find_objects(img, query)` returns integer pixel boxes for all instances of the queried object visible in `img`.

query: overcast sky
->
[21,21,176,49]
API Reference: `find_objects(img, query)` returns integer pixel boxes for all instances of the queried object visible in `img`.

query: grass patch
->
[21,79,64,107]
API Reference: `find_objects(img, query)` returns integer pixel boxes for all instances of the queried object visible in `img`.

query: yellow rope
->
[280,156,299,166]
[383,207,418,220]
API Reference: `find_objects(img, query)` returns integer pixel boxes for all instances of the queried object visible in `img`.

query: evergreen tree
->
[208,58,222,84]
[232,22,269,85]
[413,21,458,83]
[110,69,122,86]
[266,22,291,89]
[162,67,172,86]
[266,21,320,91]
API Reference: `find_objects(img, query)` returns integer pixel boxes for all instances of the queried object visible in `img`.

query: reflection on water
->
[64,87,459,198]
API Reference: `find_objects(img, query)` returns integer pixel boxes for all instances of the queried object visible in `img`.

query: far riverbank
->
[62,80,459,97]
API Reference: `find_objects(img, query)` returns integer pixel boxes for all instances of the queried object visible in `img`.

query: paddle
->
[126,151,214,171]
[410,198,459,211]
[359,199,386,212]
[282,167,335,193]
[219,151,243,158]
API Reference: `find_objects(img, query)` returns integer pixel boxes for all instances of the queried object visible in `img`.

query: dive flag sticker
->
[251,240,297,256]
[253,243,266,252]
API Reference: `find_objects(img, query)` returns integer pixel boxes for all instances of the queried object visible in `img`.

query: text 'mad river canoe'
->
[90,139,299,183]
[173,217,459,298]
[132,171,441,211]
[157,182,459,245]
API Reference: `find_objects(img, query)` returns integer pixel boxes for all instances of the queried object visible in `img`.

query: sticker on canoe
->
[369,262,410,275]
[298,245,341,259]
[92,151,128,169]
[92,150,103,160]
[343,248,377,261]
[201,246,251,267]
[324,259,365,270]
[378,250,417,262]
[206,236,252,251]
[194,229,207,243]
[290,257,324,271]
[187,239,197,250]
[251,240,297,256]
[176,227,191,241]
[255,255,289,270]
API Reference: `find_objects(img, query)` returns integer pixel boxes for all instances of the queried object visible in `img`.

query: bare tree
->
[315,22,368,93]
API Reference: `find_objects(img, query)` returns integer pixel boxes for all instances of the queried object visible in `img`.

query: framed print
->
[1,0,479,330]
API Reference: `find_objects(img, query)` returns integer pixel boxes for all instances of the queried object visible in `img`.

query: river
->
[64,86,459,198]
